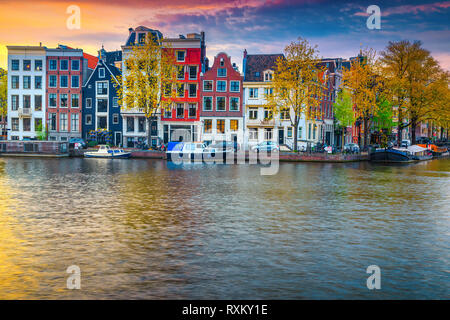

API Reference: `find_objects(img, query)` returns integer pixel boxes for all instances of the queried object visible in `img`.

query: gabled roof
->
[244,54,284,82]
[124,26,163,47]
[62,45,98,69]
[83,59,121,88]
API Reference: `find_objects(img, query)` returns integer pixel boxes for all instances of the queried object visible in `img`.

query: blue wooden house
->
[82,59,122,146]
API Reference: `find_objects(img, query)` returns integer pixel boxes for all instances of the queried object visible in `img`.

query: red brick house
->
[46,46,84,141]
[199,52,243,145]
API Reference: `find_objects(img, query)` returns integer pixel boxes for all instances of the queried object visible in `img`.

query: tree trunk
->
[363,117,369,150]
[293,116,298,152]
[397,108,403,147]
[147,117,151,149]
[411,119,417,145]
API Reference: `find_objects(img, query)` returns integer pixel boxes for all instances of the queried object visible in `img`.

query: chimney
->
[39,42,42,47]
[243,49,247,58]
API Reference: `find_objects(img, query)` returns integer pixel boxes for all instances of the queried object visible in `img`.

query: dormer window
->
[217,68,226,77]
[220,58,224,66]
[138,33,146,44]
[264,71,273,82]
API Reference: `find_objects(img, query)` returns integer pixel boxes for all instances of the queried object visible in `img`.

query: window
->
[99,68,105,78]
[280,108,289,120]
[204,119,212,133]
[86,98,92,108]
[217,68,227,77]
[177,84,185,97]
[97,98,107,112]
[71,94,79,108]
[71,114,79,132]
[264,88,273,97]
[216,97,226,111]
[127,117,134,132]
[217,80,226,92]
[164,107,172,118]
[230,120,238,131]
[230,81,240,92]
[71,60,80,71]
[23,95,31,109]
[11,59,19,71]
[35,60,43,71]
[49,60,57,70]
[60,94,68,108]
[138,33,146,44]
[264,108,273,120]
[287,127,293,138]
[98,116,107,129]
[23,60,31,71]
[264,72,273,82]
[188,83,197,98]
[49,75,57,88]
[203,97,212,111]
[177,65,185,80]
[308,123,311,139]
[35,76,42,89]
[176,103,184,118]
[49,94,57,107]
[71,75,79,88]
[176,51,185,62]
[138,117,146,132]
[97,82,108,95]
[249,108,258,120]
[254,72,260,78]
[113,97,118,107]
[229,97,239,111]
[264,128,273,140]
[11,118,19,131]
[34,95,42,111]
[249,128,258,140]
[249,88,258,98]
[188,66,197,80]
[217,120,225,134]
[11,95,19,110]
[35,118,42,131]
[188,104,196,118]
[163,83,172,97]
[298,126,303,139]
[60,75,68,88]
[11,76,19,89]
[113,114,119,124]
[23,76,31,89]
[60,60,69,71]
[203,80,213,91]
[60,113,68,131]
[23,118,31,131]
[313,124,317,139]
[49,113,57,131]
[85,114,92,125]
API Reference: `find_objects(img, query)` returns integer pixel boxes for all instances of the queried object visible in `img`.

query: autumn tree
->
[333,88,355,148]
[0,69,7,118]
[342,49,382,149]
[265,37,327,151]
[380,40,449,144]
[116,34,177,144]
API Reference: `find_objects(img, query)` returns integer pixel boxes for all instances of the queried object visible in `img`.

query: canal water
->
[0,158,448,299]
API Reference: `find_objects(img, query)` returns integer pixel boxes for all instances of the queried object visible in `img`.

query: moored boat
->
[84,145,131,159]
[369,148,413,162]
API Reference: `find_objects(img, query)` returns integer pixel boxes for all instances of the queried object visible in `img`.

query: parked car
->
[401,139,411,148]
[251,141,279,152]
[343,143,360,154]
[69,138,87,149]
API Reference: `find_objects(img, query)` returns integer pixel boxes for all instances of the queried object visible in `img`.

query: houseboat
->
[84,145,131,159]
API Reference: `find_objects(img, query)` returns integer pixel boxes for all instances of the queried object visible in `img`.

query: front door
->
[115,132,122,147]
[278,129,284,145]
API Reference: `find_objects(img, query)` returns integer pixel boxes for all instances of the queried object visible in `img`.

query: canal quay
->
[0,157,448,299]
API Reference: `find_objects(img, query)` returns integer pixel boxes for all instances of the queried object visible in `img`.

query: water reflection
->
[0,158,448,299]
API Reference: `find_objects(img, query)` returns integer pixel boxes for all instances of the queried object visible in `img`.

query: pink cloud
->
[354,1,450,17]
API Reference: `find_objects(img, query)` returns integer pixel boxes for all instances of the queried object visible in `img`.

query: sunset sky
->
[0,0,449,71]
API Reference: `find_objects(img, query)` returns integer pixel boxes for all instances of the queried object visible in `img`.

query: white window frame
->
[229,97,240,112]
[96,97,108,114]
[85,114,92,125]
[217,68,227,77]
[71,75,79,88]
[71,59,80,71]
[203,96,213,112]
[60,94,69,108]
[203,80,213,92]
[176,50,186,62]
[49,59,57,71]
[60,75,68,88]
[96,81,108,96]
[71,113,79,132]
[99,68,105,78]
[216,96,226,112]
[60,60,69,71]
[48,94,57,108]
[188,65,197,80]
[71,94,80,108]
[188,83,197,98]
[229,81,240,92]
[49,75,57,88]
[86,98,92,109]
[249,128,258,140]
[216,80,227,92]
[60,113,68,131]
[249,88,258,99]
[113,113,119,124]
[249,108,258,120]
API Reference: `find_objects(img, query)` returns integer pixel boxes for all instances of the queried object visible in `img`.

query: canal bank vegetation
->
[0,68,6,118]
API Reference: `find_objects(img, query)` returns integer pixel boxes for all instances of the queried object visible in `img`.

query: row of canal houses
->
[6,26,351,149]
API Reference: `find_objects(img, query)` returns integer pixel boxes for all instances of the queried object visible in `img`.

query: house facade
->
[7,46,47,140]
[160,32,206,144]
[46,46,84,141]
[199,52,243,145]
[82,59,122,146]
[121,26,163,148]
